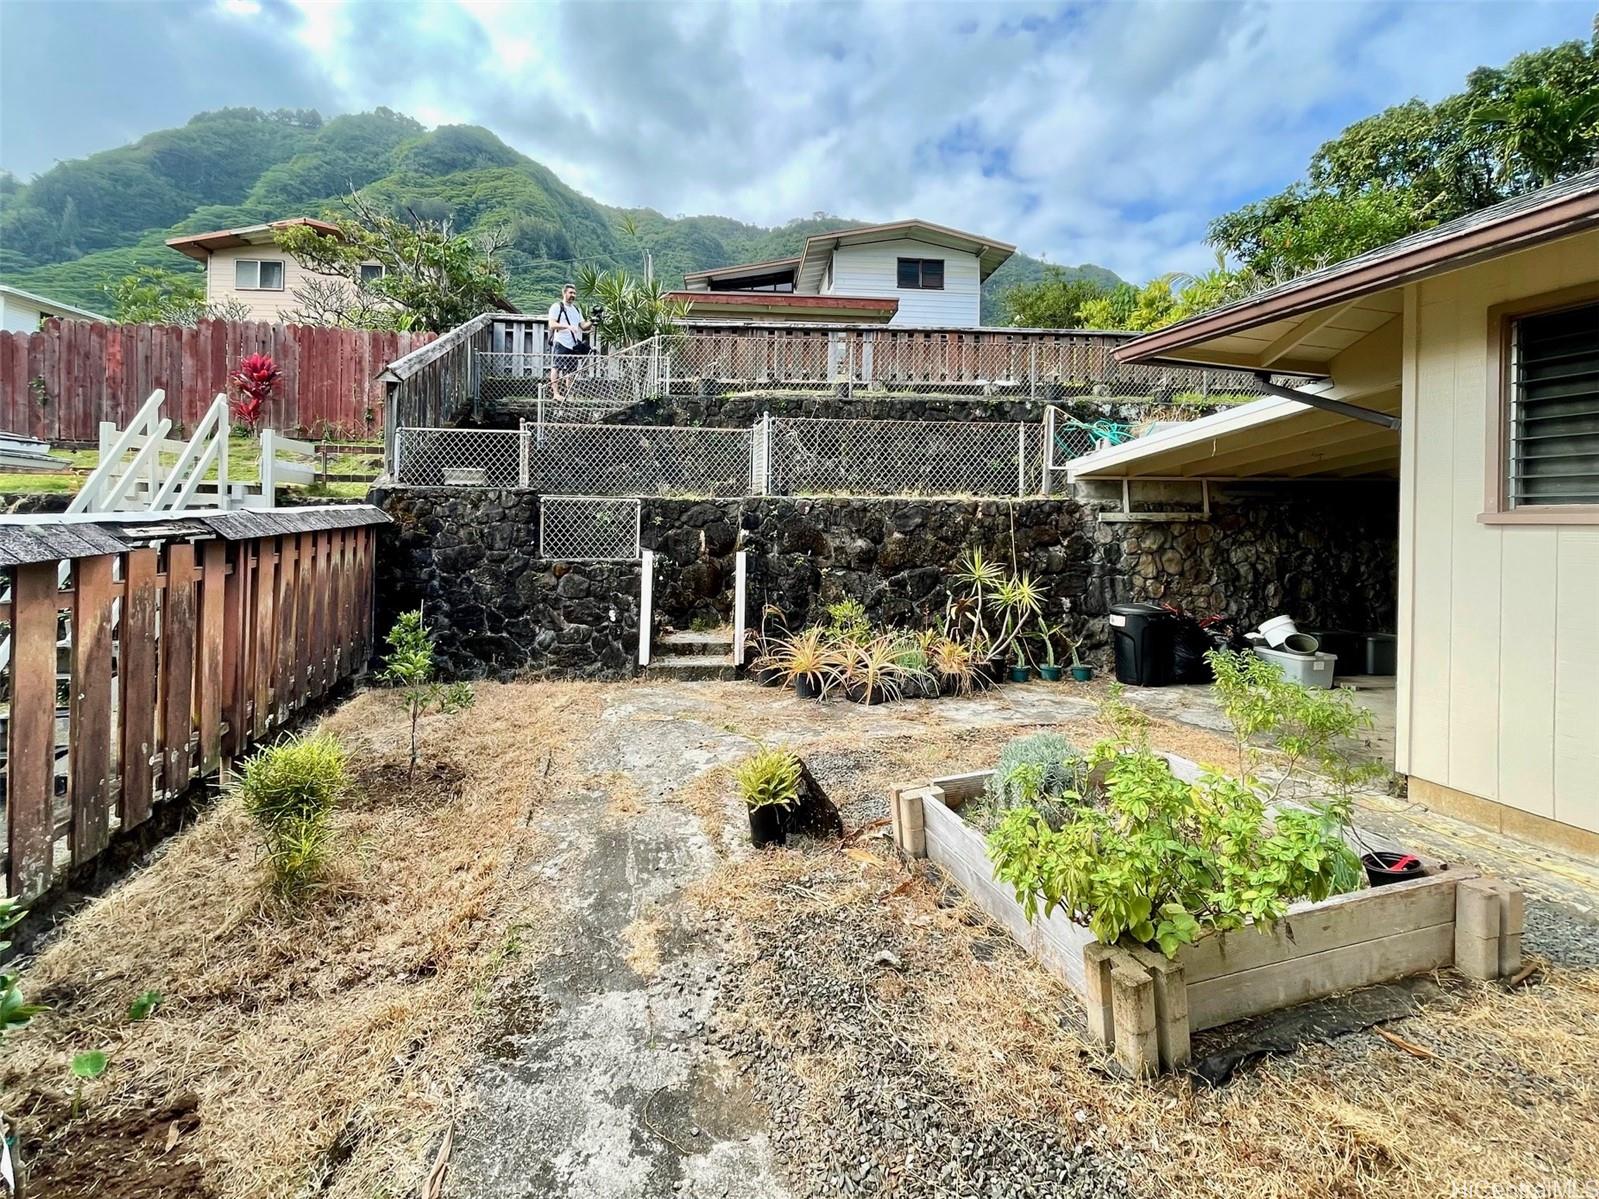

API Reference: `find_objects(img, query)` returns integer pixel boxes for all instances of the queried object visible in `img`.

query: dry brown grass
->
[1,681,600,1199]
[698,839,1599,1199]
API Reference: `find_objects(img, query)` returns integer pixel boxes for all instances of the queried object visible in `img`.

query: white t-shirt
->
[548,301,584,349]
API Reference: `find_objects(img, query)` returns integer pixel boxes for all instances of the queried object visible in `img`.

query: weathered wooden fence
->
[0,507,385,899]
[0,319,434,443]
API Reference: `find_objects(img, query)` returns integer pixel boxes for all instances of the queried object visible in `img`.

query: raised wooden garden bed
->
[890,765,1525,1077]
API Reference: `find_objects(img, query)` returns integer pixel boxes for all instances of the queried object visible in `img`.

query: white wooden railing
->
[68,389,315,515]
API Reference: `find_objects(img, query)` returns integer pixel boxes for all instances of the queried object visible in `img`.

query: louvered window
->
[1508,300,1599,507]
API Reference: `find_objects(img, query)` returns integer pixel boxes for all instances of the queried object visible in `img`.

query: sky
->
[0,0,1593,281]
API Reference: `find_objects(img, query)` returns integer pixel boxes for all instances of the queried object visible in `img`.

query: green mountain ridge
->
[0,108,1120,324]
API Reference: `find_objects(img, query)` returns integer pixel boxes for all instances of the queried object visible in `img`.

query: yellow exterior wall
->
[204,244,326,322]
[1396,230,1599,839]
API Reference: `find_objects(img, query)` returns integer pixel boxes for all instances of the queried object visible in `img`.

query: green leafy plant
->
[575,264,690,346]
[127,991,163,1022]
[71,1049,109,1116]
[986,670,1373,957]
[768,626,842,692]
[929,635,977,696]
[734,746,802,811]
[839,634,933,705]
[1,898,45,1041]
[236,732,349,896]
[379,608,476,777]
[823,597,872,644]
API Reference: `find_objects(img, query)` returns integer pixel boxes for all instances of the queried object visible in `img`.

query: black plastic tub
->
[1362,850,1424,886]
[748,804,787,848]
[793,673,824,700]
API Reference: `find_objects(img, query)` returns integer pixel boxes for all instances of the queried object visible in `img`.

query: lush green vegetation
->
[986,655,1381,957]
[0,108,1088,323]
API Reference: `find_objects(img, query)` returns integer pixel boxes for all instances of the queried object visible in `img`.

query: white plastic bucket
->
[1259,615,1299,648]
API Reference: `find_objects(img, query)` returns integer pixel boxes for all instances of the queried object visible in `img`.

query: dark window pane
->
[1509,300,1599,507]
[922,259,944,289]
[897,258,919,288]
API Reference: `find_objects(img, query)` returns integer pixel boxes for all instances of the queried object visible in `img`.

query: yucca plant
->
[841,635,932,705]
[990,572,1045,667]
[734,745,803,848]
[930,636,978,696]
[236,732,348,896]
[770,626,841,698]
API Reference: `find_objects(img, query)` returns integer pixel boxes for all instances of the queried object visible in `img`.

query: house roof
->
[686,220,1016,295]
[166,217,346,262]
[665,290,899,322]
[1115,168,1599,373]
[0,284,109,324]
[794,220,1015,292]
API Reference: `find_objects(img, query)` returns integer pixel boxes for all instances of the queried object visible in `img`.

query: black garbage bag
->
[1171,616,1216,683]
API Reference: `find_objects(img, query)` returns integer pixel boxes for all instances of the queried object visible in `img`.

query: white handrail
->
[151,394,227,511]
[68,388,166,514]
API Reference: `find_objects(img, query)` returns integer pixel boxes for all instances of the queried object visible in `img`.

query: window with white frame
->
[896,257,945,290]
[359,262,386,285]
[235,258,286,290]
[1507,299,1599,508]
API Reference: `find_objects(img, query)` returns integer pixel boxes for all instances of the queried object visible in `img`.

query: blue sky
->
[1,0,1593,280]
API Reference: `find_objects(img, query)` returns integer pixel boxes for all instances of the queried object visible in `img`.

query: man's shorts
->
[553,347,584,376]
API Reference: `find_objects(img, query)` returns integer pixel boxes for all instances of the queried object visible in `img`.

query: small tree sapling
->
[379,609,475,776]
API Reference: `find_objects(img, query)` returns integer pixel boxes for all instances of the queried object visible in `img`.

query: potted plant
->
[734,745,800,848]
[991,572,1044,682]
[930,635,977,696]
[1067,636,1094,682]
[1035,621,1063,682]
[746,603,789,686]
[771,627,837,699]
[1008,640,1033,684]
[840,635,929,705]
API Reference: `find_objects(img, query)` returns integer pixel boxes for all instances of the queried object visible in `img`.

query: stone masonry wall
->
[374,482,1397,680]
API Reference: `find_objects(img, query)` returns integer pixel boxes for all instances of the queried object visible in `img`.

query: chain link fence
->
[538,496,641,560]
[765,416,1044,497]
[394,423,752,497]
[477,339,670,422]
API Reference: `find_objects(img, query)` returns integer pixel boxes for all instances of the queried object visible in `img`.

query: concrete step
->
[656,629,736,657]
[645,653,739,681]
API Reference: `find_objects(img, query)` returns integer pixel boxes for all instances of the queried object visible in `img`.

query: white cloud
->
[43,0,1599,280]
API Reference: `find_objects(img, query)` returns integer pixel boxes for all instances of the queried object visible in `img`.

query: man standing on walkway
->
[547,283,592,402]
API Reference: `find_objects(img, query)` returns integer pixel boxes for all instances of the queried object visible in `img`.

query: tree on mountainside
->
[277,191,510,332]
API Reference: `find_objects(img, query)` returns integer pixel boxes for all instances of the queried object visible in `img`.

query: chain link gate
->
[538,496,642,561]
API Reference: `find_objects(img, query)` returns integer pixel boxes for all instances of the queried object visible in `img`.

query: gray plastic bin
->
[1252,646,1338,690]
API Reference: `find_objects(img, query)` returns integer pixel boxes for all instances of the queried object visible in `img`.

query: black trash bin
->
[1110,603,1174,686]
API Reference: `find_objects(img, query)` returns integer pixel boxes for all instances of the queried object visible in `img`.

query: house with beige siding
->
[670,220,1014,326]
[1069,169,1599,855]
[166,218,378,322]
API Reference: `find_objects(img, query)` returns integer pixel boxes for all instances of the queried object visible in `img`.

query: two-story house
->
[670,220,1014,327]
[165,218,384,322]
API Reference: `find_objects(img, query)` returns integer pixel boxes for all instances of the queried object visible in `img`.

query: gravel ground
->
[704,869,1135,1199]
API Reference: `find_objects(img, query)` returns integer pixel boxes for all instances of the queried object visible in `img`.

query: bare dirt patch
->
[1,681,600,1199]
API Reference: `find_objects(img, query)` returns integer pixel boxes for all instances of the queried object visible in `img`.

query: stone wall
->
[373,487,640,680]
[374,482,1398,680]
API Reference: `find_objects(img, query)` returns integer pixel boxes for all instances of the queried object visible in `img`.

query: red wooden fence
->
[1,511,381,899]
[0,319,434,443]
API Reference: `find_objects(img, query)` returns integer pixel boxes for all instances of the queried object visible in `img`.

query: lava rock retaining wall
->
[374,482,1397,680]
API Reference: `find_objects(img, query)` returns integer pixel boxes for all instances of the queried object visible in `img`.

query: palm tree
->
[574,265,691,349]
[1468,87,1599,188]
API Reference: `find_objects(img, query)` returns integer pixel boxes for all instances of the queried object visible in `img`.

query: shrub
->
[967,732,1087,832]
[988,744,1362,956]
[237,732,348,895]
[734,746,802,811]
[823,598,871,643]
[1,897,44,1040]
[380,609,476,776]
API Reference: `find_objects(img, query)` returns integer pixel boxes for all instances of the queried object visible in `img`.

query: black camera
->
[589,304,606,320]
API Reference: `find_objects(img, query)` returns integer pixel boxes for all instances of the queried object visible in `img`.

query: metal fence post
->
[1016,424,1027,497]
[763,412,774,496]
[1029,343,1038,402]
[518,419,531,488]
